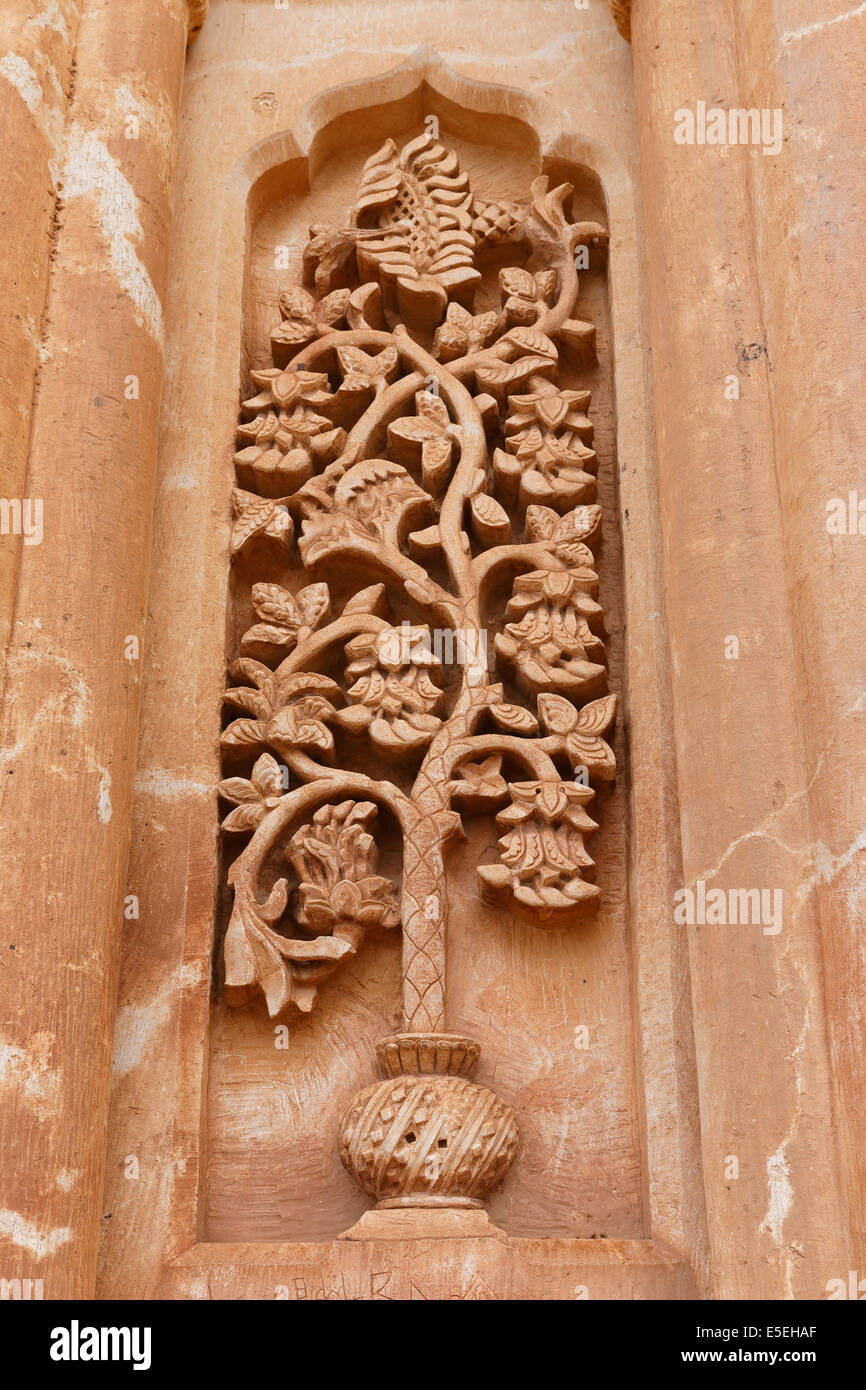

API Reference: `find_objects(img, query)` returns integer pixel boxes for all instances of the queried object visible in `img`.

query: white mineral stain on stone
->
[0,52,64,166]
[96,766,112,823]
[760,1143,793,1245]
[112,965,204,1080]
[60,127,165,343]
[112,997,171,1081]
[0,1032,62,1121]
[782,1,866,46]
[0,53,44,114]
[0,1209,72,1259]
[24,1,71,43]
[161,471,198,491]
[133,770,212,797]
[811,828,866,888]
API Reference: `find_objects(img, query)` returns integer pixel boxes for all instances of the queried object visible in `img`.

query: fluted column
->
[0,0,197,1299]
[628,0,850,1296]
[737,0,866,1272]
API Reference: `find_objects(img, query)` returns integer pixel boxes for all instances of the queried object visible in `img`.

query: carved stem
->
[441,734,562,782]
[398,812,449,1032]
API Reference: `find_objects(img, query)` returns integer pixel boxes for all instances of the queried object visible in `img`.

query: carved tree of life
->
[219,132,615,1234]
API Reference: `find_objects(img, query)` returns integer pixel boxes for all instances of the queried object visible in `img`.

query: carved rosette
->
[338,1035,518,1212]
[221,126,615,1224]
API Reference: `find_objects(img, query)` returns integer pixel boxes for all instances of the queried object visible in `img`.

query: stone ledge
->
[162,1239,697,1300]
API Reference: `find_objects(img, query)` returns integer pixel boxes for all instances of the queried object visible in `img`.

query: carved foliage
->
[224,799,399,1017]
[222,128,615,1018]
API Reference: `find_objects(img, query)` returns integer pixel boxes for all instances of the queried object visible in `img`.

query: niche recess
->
[204,86,643,1245]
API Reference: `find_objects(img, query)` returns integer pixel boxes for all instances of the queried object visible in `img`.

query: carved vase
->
[338,1034,518,1237]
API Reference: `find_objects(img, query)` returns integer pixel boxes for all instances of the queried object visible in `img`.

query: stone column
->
[739,0,866,1273]
[0,1,81,699]
[0,0,195,1299]
[627,0,851,1296]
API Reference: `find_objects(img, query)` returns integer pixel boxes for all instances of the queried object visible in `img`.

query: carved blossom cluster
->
[478,780,601,920]
[336,626,444,752]
[288,801,400,946]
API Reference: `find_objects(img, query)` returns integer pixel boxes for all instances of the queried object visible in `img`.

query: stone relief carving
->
[219,131,614,1232]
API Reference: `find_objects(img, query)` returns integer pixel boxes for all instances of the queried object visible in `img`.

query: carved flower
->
[288,801,400,946]
[235,368,345,494]
[433,302,501,363]
[231,488,294,559]
[221,672,341,759]
[270,285,350,360]
[494,385,596,509]
[337,344,399,396]
[387,389,457,495]
[477,779,600,920]
[240,581,330,661]
[449,755,509,811]
[537,692,617,780]
[499,266,557,327]
[218,753,287,832]
[494,569,606,698]
[525,503,601,579]
[335,626,444,752]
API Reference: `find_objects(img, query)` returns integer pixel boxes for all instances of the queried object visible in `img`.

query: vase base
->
[338,1203,508,1242]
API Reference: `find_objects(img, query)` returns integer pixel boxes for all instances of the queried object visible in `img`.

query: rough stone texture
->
[0,0,861,1302]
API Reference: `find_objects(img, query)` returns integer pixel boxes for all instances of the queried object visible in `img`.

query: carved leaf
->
[221,718,266,748]
[343,583,389,616]
[536,693,579,735]
[221,803,267,833]
[503,326,558,362]
[488,702,539,734]
[223,686,271,720]
[218,777,263,806]
[475,355,555,394]
[251,582,299,626]
[566,730,617,780]
[296,582,332,629]
[469,492,511,546]
[231,489,293,558]
[251,753,286,799]
[500,267,536,299]
[574,693,617,735]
